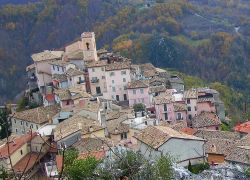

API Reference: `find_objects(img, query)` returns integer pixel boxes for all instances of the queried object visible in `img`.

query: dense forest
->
[0,0,249,120]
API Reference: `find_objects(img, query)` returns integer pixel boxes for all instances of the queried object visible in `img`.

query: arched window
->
[86,42,90,50]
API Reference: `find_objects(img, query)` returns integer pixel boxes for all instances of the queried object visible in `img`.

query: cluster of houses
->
[1,32,250,178]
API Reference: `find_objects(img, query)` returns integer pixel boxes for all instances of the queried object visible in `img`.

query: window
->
[26,122,28,127]
[216,127,219,130]
[121,132,127,140]
[187,99,190,104]
[92,68,95,72]
[30,124,33,128]
[53,65,55,70]
[110,72,115,76]
[116,95,120,101]
[15,129,17,133]
[20,121,23,125]
[14,119,16,123]
[57,66,59,71]
[62,68,64,72]
[140,89,144,94]
[112,80,115,84]
[145,121,148,125]
[177,113,182,120]
[123,78,126,82]
[188,107,191,111]
[102,76,105,79]
[101,67,104,71]
[195,106,197,111]
[36,125,39,130]
[20,150,23,155]
[133,90,136,95]
[70,78,72,81]
[112,87,116,92]
[141,98,144,103]
[164,113,168,120]
[86,42,90,50]
[66,100,70,105]
[164,104,167,111]
[124,94,127,101]
[123,86,127,90]
[188,115,192,120]
[121,71,126,75]
[79,77,82,82]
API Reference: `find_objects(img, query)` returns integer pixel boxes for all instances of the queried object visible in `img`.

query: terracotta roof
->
[153,94,174,105]
[0,133,37,158]
[13,152,41,173]
[181,127,198,135]
[49,60,68,67]
[105,61,130,71]
[106,111,122,121]
[78,150,106,160]
[194,129,241,141]
[31,50,63,62]
[66,68,84,77]
[183,90,197,99]
[73,138,112,153]
[85,60,107,68]
[134,126,204,149]
[45,94,55,103]
[191,112,221,128]
[197,97,214,103]
[54,115,104,141]
[225,146,250,165]
[169,121,187,131]
[234,121,250,134]
[52,74,68,82]
[173,103,187,112]
[143,69,157,78]
[106,115,130,135]
[204,138,235,156]
[54,89,71,101]
[149,85,166,94]
[66,49,84,60]
[13,105,60,124]
[127,80,149,89]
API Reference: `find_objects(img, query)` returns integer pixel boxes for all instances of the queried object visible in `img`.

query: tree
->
[17,96,29,112]
[133,103,145,112]
[0,108,10,139]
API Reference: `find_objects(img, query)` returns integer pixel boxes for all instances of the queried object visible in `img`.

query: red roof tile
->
[181,127,198,135]
[45,94,55,102]
[13,152,40,173]
[78,150,106,160]
[0,133,37,158]
[234,121,250,134]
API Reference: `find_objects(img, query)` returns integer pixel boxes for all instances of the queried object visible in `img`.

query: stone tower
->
[81,32,98,61]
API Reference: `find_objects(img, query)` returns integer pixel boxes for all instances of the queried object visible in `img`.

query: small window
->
[53,65,55,70]
[86,42,90,50]
[133,90,136,95]
[188,107,191,111]
[187,99,190,104]
[112,80,115,84]
[92,68,95,72]
[62,68,64,72]
[195,106,197,111]
[66,100,70,105]
[70,78,72,81]
[123,86,127,90]
[26,122,28,127]
[57,66,59,71]
[121,71,126,75]
[188,114,192,120]
[79,77,82,82]
[20,121,23,125]
[102,76,105,79]
[123,78,126,82]
[15,129,17,133]
[101,67,104,71]
[36,125,39,130]
[140,89,144,94]
[110,72,115,76]
[20,150,23,155]
[30,124,33,128]
[112,87,116,92]
[14,119,16,123]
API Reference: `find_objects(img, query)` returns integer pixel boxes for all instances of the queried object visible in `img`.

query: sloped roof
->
[66,49,84,60]
[194,129,241,141]
[127,80,149,89]
[183,90,197,99]
[173,103,187,112]
[225,146,250,165]
[106,114,130,135]
[153,94,174,105]
[149,85,166,94]
[66,68,84,77]
[134,126,204,149]
[52,74,67,82]
[13,105,60,124]
[49,60,68,67]
[54,115,104,141]
[31,50,63,62]
[204,138,235,156]
[234,121,250,134]
[54,89,71,101]
[191,112,221,128]
[85,60,107,68]
[105,61,130,71]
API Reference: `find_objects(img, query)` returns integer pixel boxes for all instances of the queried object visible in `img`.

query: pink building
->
[154,95,175,123]
[86,60,107,96]
[183,90,198,122]
[104,61,131,101]
[127,80,150,107]
[173,103,187,123]
[197,99,216,115]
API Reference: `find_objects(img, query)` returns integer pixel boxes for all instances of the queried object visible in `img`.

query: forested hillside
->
[0,0,250,119]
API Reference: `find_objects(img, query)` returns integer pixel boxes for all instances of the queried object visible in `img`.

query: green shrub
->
[245,167,250,177]
[188,162,210,174]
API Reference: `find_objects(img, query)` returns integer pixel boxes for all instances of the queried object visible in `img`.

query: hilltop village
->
[0,32,249,178]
